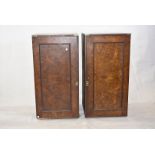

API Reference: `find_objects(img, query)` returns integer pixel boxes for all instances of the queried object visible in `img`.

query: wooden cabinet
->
[82,34,130,117]
[32,35,79,119]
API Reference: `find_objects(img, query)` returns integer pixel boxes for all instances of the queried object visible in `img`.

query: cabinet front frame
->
[32,35,79,119]
[84,34,130,117]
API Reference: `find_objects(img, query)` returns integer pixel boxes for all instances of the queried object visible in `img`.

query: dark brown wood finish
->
[82,34,130,117]
[32,35,79,119]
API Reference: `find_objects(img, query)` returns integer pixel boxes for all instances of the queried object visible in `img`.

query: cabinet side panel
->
[32,37,42,116]
[82,34,86,112]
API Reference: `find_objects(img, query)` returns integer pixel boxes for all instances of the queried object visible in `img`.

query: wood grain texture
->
[32,35,79,119]
[40,44,71,111]
[82,34,130,117]
[94,42,123,110]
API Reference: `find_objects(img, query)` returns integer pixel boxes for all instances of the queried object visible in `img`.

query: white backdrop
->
[0,26,155,106]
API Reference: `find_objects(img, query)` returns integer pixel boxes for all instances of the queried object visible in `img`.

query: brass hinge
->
[85,81,89,86]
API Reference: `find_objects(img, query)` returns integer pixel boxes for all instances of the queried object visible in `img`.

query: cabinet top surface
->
[32,34,78,37]
[83,33,131,36]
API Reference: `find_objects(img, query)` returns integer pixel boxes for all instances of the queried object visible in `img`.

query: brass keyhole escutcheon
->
[85,81,89,86]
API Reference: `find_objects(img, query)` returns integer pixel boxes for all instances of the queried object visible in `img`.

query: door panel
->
[40,44,71,112]
[83,34,130,117]
[94,42,123,111]
[32,35,79,119]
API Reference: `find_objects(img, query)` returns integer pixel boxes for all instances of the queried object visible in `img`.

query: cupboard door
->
[83,34,130,117]
[32,35,79,119]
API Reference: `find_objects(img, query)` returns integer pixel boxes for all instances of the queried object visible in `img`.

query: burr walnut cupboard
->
[32,35,79,119]
[82,34,130,117]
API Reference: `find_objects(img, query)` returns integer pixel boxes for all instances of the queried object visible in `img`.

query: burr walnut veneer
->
[32,35,79,119]
[82,34,130,117]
